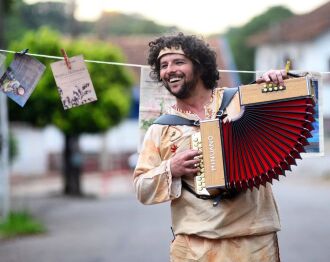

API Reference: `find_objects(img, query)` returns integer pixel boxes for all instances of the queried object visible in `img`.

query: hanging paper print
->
[0,53,46,107]
[50,54,97,110]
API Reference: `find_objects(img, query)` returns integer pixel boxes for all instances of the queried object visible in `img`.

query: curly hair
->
[147,32,220,90]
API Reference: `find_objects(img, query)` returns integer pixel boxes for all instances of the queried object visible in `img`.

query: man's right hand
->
[170,149,201,178]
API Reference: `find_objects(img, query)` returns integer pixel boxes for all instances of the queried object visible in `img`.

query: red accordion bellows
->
[221,98,316,192]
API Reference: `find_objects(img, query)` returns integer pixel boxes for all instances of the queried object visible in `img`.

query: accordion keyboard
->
[191,132,210,196]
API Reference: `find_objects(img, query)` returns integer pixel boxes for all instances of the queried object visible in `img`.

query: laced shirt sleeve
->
[133,125,181,205]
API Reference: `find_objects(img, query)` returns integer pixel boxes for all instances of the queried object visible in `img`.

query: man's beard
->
[163,76,198,99]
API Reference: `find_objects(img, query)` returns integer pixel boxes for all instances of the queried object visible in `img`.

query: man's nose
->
[165,63,177,74]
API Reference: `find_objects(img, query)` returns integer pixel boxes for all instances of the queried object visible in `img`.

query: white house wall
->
[11,119,140,176]
[254,30,330,117]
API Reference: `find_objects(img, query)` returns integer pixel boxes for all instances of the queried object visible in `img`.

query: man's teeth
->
[169,77,182,83]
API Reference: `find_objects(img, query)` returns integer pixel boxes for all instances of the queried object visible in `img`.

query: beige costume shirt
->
[134,87,281,239]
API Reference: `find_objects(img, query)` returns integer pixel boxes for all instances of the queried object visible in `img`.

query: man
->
[134,33,287,262]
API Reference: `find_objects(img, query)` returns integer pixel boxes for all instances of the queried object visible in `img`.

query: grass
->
[0,211,46,239]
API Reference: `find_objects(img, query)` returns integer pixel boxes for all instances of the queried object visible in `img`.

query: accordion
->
[192,76,317,196]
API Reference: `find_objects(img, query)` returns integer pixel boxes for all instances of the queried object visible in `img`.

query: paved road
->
[1,169,330,262]
[1,193,172,262]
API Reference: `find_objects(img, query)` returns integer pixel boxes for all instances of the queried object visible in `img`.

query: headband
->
[157,46,185,60]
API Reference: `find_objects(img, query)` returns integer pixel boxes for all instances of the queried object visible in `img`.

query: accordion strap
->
[153,88,239,126]
[217,87,238,117]
[153,114,200,126]
[182,180,239,206]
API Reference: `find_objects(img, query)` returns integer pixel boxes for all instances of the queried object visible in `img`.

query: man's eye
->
[160,64,168,69]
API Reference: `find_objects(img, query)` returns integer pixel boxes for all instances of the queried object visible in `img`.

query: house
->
[248,1,330,134]
[11,35,238,176]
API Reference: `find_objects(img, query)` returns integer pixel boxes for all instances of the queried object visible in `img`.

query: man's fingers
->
[262,73,271,83]
[184,158,200,168]
[183,149,201,160]
[256,69,288,85]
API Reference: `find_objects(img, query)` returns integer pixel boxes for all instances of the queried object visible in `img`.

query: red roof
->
[248,1,330,46]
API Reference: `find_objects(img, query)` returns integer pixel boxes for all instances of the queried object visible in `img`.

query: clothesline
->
[1,48,330,74]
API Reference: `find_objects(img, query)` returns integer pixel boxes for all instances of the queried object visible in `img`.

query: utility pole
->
[0,0,10,219]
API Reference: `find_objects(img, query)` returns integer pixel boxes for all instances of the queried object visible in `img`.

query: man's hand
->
[170,149,201,178]
[256,69,288,86]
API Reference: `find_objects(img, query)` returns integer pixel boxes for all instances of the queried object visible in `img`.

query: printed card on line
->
[0,53,46,107]
[50,54,97,110]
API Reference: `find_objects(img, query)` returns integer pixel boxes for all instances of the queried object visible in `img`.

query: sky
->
[26,0,329,35]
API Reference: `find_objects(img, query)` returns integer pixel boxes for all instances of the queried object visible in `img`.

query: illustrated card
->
[0,53,45,107]
[50,54,97,110]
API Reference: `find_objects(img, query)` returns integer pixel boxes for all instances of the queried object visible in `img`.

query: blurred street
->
[1,154,330,262]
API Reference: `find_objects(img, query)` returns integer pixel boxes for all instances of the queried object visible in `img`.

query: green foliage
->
[0,211,45,238]
[4,1,71,43]
[20,1,71,32]
[4,1,178,43]
[96,12,178,37]
[4,0,16,12]
[225,6,293,83]
[8,27,134,135]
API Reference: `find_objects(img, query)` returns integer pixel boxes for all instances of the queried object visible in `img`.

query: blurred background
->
[0,0,329,261]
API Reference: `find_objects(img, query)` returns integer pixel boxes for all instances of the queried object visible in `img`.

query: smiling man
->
[134,32,287,262]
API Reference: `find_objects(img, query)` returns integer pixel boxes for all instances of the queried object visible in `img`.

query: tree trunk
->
[63,134,82,196]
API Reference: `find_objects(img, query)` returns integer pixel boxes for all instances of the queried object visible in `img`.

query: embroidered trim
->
[170,89,216,119]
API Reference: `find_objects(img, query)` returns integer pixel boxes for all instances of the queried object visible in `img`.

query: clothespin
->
[285,60,291,73]
[16,48,29,56]
[61,48,71,70]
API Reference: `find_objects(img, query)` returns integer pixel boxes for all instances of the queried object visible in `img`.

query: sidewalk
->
[10,170,135,199]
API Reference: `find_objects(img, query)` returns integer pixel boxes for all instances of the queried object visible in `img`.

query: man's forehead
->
[159,53,187,63]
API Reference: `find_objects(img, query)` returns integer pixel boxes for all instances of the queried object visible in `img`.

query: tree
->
[8,27,134,195]
[1,0,16,46]
[225,6,293,83]
[4,1,179,43]
[95,11,178,38]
